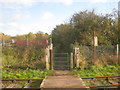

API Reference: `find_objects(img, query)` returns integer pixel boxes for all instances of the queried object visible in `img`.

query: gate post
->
[45,46,50,70]
[117,44,119,62]
[70,53,74,69]
[45,38,53,70]
[49,42,53,70]
[76,53,80,68]
[74,47,80,68]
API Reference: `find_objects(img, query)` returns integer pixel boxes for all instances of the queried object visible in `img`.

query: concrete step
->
[40,76,89,90]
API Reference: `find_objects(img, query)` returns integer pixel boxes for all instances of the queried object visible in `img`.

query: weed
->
[72,65,120,77]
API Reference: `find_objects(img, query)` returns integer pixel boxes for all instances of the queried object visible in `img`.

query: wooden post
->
[45,47,50,70]
[74,47,80,68]
[70,53,73,69]
[76,53,80,68]
[49,43,53,70]
[73,50,75,68]
[117,44,119,64]
[74,48,77,66]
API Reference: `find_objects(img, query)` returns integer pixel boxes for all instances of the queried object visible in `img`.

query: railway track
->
[2,78,44,90]
[1,76,120,90]
[81,75,120,89]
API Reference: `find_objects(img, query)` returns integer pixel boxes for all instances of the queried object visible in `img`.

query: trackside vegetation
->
[72,65,120,77]
[2,68,53,79]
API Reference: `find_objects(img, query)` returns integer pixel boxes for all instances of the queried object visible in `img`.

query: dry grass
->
[93,55,119,66]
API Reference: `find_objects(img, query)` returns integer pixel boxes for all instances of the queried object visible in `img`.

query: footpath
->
[40,70,89,90]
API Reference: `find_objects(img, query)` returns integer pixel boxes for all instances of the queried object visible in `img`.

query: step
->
[54,60,68,62]
[54,62,68,65]
[54,68,70,70]
[54,66,69,68]
[54,67,70,70]
[54,57,68,60]
[40,76,89,89]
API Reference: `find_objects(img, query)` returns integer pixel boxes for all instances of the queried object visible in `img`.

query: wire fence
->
[79,45,119,65]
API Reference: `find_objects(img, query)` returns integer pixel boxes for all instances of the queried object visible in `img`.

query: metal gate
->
[53,53,70,70]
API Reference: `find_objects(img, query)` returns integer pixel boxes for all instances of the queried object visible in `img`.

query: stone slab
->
[40,75,88,88]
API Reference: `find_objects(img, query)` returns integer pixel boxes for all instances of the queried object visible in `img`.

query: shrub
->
[2,55,18,68]
[94,55,118,66]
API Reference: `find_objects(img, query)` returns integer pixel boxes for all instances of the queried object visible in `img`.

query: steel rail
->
[2,75,119,80]
[2,79,44,81]
[2,88,41,90]
[87,84,120,87]
[81,75,120,79]
[2,79,44,83]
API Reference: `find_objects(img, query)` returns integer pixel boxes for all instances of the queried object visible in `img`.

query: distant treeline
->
[52,10,119,52]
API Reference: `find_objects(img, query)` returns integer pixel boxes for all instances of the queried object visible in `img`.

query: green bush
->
[2,55,18,68]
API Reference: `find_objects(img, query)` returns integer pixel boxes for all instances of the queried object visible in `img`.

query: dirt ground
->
[53,70,71,76]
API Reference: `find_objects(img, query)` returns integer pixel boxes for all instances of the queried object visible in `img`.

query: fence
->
[78,45,119,65]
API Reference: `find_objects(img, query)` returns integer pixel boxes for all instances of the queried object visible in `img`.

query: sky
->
[0,0,119,36]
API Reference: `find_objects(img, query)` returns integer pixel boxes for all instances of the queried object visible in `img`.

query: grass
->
[2,68,53,79]
[2,65,120,79]
[72,65,120,77]
[29,80,42,87]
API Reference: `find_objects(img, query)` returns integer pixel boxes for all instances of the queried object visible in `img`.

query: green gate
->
[53,53,70,70]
